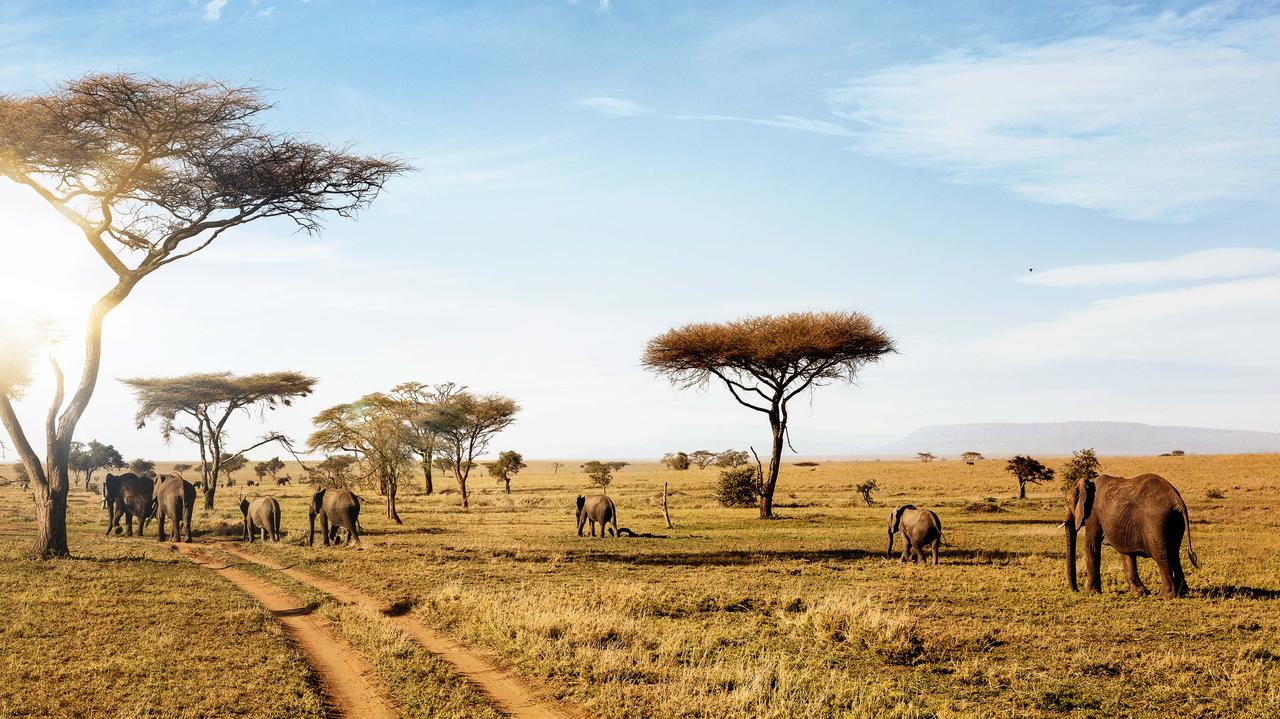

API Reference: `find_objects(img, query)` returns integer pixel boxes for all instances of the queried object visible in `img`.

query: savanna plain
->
[1,454,1278,719]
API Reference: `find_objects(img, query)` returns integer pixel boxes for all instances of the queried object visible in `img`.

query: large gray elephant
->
[1065,473,1198,598]
[240,496,282,542]
[153,475,196,543]
[103,472,154,537]
[308,488,361,546]
[576,495,618,537]
[887,505,942,564]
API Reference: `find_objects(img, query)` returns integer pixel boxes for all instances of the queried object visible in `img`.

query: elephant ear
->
[890,505,912,534]
[1072,480,1094,530]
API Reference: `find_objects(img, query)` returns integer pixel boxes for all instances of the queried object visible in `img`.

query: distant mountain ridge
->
[871,421,1280,457]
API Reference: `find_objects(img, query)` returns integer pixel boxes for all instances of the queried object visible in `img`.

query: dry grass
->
[3,454,1279,718]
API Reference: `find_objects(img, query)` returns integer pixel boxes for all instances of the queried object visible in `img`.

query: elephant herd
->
[578,472,1201,600]
[102,472,365,547]
[103,469,1201,599]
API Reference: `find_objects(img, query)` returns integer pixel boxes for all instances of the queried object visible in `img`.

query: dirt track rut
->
[217,543,583,719]
[174,544,398,719]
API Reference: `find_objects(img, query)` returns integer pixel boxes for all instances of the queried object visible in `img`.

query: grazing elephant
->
[153,475,196,543]
[1065,473,1199,598]
[887,505,942,564]
[103,472,154,537]
[576,495,618,537]
[240,496,282,542]
[308,488,361,546]
[276,475,291,486]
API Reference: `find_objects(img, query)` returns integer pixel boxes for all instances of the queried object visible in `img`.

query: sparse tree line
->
[661,449,749,471]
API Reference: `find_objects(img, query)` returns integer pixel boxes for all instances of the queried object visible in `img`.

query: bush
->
[1059,448,1100,493]
[661,452,690,471]
[794,461,820,468]
[716,466,759,508]
[1205,488,1225,500]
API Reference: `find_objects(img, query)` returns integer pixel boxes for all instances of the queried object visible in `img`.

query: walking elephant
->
[240,496,282,542]
[153,475,196,543]
[887,505,942,564]
[1065,473,1198,598]
[308,488,361,546]
[576,495,618,537]
[103,472,154,537]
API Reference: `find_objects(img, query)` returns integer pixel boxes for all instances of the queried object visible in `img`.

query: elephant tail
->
[1177,494,1199,569]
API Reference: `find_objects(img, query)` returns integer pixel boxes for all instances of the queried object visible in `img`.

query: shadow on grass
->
[1198,585,1280,600]
[273,602,323,618]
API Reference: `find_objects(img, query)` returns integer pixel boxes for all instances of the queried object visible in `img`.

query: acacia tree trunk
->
[422,458,433,495]
[387,478,402,523]
[1018,479,1027,499]
[203,477,219,510]
[503,478,511,494]
[663,481,672,528]
[455,468,469,508]
[758,418,785,519]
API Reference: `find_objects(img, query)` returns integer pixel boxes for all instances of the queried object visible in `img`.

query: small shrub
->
[855,479,879,506]
[794,461,820,467]
[716,466,759,508]
[963,501,1006,514]
[1205,488,1225,499]
[1059,448,1100,493]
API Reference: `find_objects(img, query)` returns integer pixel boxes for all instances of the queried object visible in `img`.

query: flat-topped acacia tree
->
[121,371,317,509]
[0,74,406,557]
[644,311,895,518]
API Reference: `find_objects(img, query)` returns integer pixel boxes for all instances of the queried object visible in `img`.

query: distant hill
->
[871,421,1280,457]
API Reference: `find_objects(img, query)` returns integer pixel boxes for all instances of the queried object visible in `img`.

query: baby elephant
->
[888,505,942,564]
[240,496,282,542]
[576,495,618,537]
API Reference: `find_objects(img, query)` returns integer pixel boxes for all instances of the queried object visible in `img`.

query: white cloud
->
[673,113,854,137]
[985,275,1280,367]
[203,0,228,21]
[574,96,653,117]
[1023,247,1280,287]
[828,10,1280,220]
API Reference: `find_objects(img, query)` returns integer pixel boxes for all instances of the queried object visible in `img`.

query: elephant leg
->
[1083,530,1103,593]
[1152,546,1184,599]
[900,540,910,563]
[321,515,331,546]
[157,513,166,542]
[125,514,134,537]
[1122,554,1149,596]
[931,540,939,566]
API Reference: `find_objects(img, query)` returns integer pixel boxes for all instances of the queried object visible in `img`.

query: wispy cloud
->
[828,8,1280,220]
[574,96,653,117]
[673,113,854,137]
[203,0,228,21]
[1023,248,1280,287]
[986,274,1280,368]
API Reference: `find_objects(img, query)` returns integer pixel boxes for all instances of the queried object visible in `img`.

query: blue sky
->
[1,0,1278,459]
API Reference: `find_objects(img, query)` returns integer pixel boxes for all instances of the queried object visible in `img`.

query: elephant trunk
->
[886,528,894,557]
[1065,517,1078,592]
[307,511,316,546]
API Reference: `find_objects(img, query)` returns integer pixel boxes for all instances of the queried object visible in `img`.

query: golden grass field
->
[1,454,1278,718]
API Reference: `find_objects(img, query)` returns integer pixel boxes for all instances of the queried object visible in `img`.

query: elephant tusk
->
[1056,521,1067,529]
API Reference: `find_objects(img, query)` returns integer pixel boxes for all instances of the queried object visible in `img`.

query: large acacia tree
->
[388,381,459,494]
[308,394,414,523]
[0,74,405,557]
[122,371,316,509]
[644,311,895,518]
[423,391,519,508]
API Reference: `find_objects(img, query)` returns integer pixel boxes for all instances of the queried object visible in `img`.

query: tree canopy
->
[122,371,314,508]
[0,73,405,557]
[423,391,519,508]
[309,394,416,523]
[486,450,527,494]
[1005,455,1055,499]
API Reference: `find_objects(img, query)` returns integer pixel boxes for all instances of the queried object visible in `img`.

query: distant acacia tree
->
[644,311,895,519]
[551,462,564,475]
[122,371,315,509]
[855,479,880,506]
[486,451,527,494]
[582,461,627,492]
[916,452,937,463]
[129,459,155,477]
[1060,448,1101,494]
[305,455,360,489]
[309,394,414,522]
[423,391,519,508]
[253,462,269,483]
[662,452,690,471]
[218,453,248,485]
[0,73,405,557]
[714,450,749,468]
[961,452,984,465]
[1005,455,1055,499]
[172,463,194,477]
[68,440,124,491]
[688,450,718,470]
[388,381,460,495]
